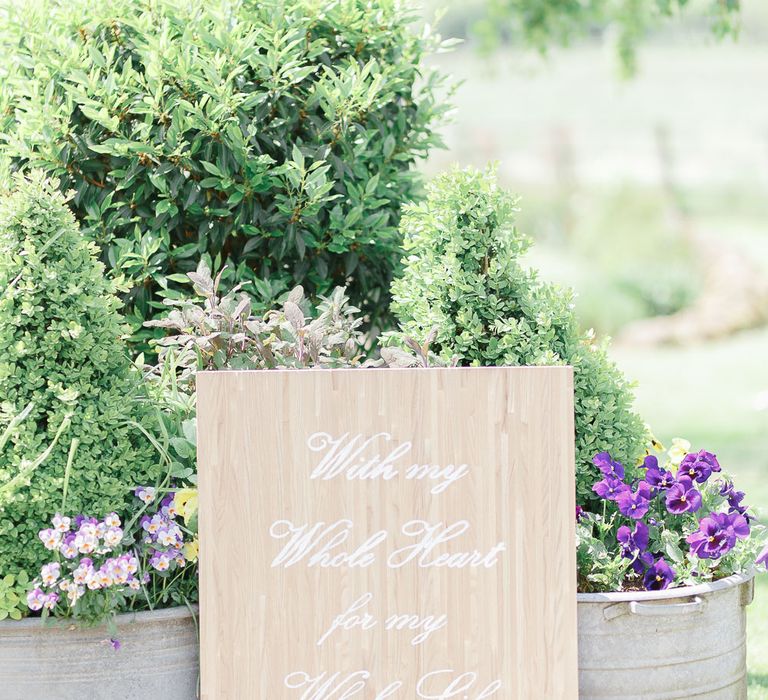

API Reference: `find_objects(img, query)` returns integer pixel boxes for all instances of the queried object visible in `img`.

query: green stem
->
[60,438,79,512]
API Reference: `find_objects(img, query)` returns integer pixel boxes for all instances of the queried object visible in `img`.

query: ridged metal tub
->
[0,605,199,700]
[578,572,755,699]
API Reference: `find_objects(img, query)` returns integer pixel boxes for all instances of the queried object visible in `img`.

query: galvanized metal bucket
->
[0,605,199,700]
[577,572,754,699]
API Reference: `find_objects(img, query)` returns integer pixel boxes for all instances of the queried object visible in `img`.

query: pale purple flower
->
[38,528,62,551]
[26,588,45,611]
[74,531,98,555]
[103,527,124,548]
[66,585,85,606]
[72,558,94,585]
[150,551,171,572]
[40,562,61,587]
[161,493,178,519]
[51,513,71,533]
[59,533,78,559]
[134,486,156,504]
[74,515,97,529]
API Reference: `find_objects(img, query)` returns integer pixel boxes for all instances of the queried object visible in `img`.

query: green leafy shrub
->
[0,173,161,577]
[390,166,648,508]
[0,0,451,344]
[0,570,30,621]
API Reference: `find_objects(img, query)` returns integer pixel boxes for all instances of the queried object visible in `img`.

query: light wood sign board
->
[197,367,578,699]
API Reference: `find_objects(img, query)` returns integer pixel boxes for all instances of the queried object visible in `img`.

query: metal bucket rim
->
[577,569,755,603]
[0,603,198,630]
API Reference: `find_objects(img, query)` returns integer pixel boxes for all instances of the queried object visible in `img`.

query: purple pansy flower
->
[576,505,585,522]
[728,489,746,510]
[593,452,625,479]
[643,455,675,490]
[756,545,768,570]
[665,476,702,515]
[717,481,751,521]
[593,476,631,501]
[687,512,750,560]
[617,521,650,554]
[616,481,652,520]
[617,521,653,573]
[643,557,676,591]
[719,480,734,497]
[677,450,720,484]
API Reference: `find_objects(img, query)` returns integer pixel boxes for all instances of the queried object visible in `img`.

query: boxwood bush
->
[390,167,648,507]
[0,0,451,344]
[0,173,162,576]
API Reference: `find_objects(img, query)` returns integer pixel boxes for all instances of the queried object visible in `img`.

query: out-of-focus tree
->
[473,0,740,75]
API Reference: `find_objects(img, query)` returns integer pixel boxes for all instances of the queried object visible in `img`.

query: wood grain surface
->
[197,367,578,699]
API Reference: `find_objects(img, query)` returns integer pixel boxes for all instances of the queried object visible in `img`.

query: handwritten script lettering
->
[317,593,448,647]
[283,670,502,699]
[270,518,505,571]
[272,429,505,699]
[307,432,469,495]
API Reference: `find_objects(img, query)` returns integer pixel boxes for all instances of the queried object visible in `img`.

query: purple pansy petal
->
[616,482,652,520]
[643,557,676,591]
[756,545,768,569]
[665,477,702,514]
[593,452,625,479]
[593,476,630,501]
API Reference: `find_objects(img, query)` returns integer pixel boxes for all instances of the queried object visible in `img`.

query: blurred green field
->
[613,331,768,697]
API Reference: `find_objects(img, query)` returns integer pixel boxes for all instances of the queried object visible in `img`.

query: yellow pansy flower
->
[668,438,691,466]
[174,488,198,523]
[183,537,199,563]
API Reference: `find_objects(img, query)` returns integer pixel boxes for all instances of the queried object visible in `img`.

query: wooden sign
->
[197,367,578,699]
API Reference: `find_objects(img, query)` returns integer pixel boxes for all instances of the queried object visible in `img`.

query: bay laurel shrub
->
[390,167,648,507]
[0,173,162,576]
[0,0,451,342]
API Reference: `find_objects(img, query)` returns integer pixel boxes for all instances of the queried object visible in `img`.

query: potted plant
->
[0,175,199,699]
[577,441,766,699]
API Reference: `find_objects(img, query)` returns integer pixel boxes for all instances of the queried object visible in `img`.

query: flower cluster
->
[579,438,766,592]
[28,512,145,613]
[27,488,199,620]
[138,490,189,573]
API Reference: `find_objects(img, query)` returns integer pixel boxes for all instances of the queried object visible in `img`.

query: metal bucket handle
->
[628,596,704,616]
[603,596,705,621]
